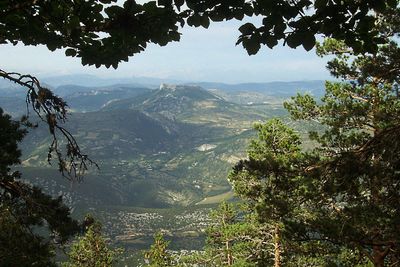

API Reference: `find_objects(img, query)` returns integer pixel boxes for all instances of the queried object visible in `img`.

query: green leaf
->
[370,0,387,13]
[387,0,397,8]
[243,3,253,16]
[235,36,245,46]
[302,32,316,51]
[286,33,303,48]
[169,31,180,41]
[274,22,286,35]
[243,36,261,55]
[46,42,59,51]
[239,23,256,35]
[233,9,244,20]
[209,12,225,22]
[81,56,87,66]
[187,14,202,27]
[174,0,184,8]
[186,0,196,10]
[65,48,76,57]
[92,3,103,13]
[200,15,210,29]
[264,36,278,49]
[157,0,172,7]
[314,0,328,9]
[69,16,80,29]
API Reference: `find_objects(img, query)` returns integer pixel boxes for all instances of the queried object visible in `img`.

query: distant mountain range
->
[41,74,184,88]
[19,83,268,208]
[190,80,325,97]
[36,74,327,94]
[0,76,325,116]
[0,73,325,93]
[2,78,323,209]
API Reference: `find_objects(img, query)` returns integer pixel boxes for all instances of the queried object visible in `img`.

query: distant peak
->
[159,83,203,91]
[159,83,176,90]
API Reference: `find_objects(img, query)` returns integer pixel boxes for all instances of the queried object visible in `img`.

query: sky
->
[0,20,331,84]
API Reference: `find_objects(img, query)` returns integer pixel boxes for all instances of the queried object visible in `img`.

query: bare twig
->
[0,69,98,181]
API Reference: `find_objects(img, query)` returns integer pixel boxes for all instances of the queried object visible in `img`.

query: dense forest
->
[1,0,400,266]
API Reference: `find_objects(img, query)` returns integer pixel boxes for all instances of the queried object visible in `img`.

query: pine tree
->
[283,37,400,266]
[0,108,79,266]
[144,232,174,267]
[205,202,252,266]
[183,202,272,267]
[228,8,400,266]
[229,119,307,266]
[63,217,122,267]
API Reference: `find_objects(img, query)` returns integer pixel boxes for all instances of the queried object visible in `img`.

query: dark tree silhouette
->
[0,108,80,266]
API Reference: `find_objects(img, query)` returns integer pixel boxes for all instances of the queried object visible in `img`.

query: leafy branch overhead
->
[1,0,397,67]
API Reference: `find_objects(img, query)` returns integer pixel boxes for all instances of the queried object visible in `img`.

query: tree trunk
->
[273,224,281,267]
[371,245,387,267]
[226,240,233,265]
[372,259,385,267]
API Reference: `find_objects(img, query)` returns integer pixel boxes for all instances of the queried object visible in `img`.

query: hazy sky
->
[0,20,331,83]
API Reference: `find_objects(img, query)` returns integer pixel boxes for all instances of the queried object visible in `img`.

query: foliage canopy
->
[1,0,398,68]
[144,232,174,267]
[63,217,122,267]
[284,36,400,266]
